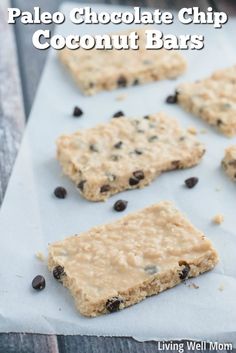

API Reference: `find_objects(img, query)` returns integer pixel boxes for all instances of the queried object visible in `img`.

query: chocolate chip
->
[172,160,181,169]
[73,106,83,117]
[113,111,125,118]
[114,200,128,212]
[133,79,139,85]
[114,141,123,149]
[221,161,227,169]
[54,186,67,199]
[134,149,143,155]
[217,119,223,126]
[129,177,140,186]
[110,155,120,161]
[185,177,199,189]
[106,297,124,313]
[148,135,158,142]
[32,275,46,291]
[89,144,99,152]
[53,266,65,280]
[166,93,178,104]
[117,76,127,87]
[89,82,94,88]
[228,160,236,167]
[137,129,145,133]
[179,261,190,280]
[143,115,150,120]
[179,136,185,141]
[77,180,86,191]
[144,265,158,275]
[133,170,144,180]
[100,185,111,193]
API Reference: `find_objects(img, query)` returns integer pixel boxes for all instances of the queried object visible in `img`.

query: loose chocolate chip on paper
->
[133,79,139,85]
[32,275,46,291]
[54,186,67,199]
[53,266,65,280]
[73,106,83,117]
[133,170,144,180]
[100,184,111,193]
[117,76,127,87]
[106,297,124,313]
[114,200,128,212]
[113,111,125,118]
[77,180,86,191]
[166,90,179,104]
[185,177,199,189]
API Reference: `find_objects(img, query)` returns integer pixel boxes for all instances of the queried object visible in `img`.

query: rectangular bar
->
[177,65,236,137]
[57,112,205,201]
[222,145,236,181]
[48,201,219,317]
[59,29,187,95]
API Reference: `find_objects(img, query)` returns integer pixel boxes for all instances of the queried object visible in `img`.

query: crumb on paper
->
[200,129,207,134]
[212,214,224,225]
[35,251,45,262]
[188,282,199,289]
[218,283,224,291]
[116,94,127,101]
[187,126,197,135]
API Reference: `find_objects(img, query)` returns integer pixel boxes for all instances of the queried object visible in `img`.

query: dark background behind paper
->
[0,0,236,352]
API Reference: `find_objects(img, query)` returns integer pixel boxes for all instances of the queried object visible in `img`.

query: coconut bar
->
[59,29,187,95]
[177,65,236,137]
[48,201,219,317]
[57,113,205,201]
[222,145,236,180]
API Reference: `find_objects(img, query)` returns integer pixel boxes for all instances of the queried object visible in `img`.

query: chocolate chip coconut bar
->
[177,65,236,137]
[59,29,187,95]
[222,145,236,180]
[57,113,205,201]
[48,201,219,317]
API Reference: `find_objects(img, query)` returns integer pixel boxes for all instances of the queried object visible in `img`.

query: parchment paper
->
[0,2,236,343]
